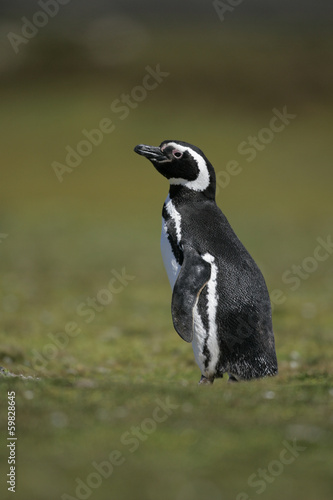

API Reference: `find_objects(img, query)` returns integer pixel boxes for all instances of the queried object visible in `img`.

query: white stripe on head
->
[166,142,210,192]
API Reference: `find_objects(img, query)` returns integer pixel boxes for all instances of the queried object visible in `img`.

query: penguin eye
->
[173,150,183,159]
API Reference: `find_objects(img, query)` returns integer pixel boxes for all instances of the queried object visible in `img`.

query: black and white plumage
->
[134,140,278,384]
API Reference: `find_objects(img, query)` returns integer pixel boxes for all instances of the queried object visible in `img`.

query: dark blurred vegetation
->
[1,6,333,110]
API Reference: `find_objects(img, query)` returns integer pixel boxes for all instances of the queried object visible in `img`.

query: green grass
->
[1,34,333,498]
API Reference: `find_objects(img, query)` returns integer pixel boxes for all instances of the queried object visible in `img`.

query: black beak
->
[134,144,166,162]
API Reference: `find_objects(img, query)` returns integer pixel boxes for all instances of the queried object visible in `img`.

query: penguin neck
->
[168,183,216,204]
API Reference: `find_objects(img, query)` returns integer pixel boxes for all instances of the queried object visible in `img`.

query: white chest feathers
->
[160,196,181,290]
[160,197,220,377]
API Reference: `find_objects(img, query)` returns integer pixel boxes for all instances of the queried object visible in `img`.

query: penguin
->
[134,140,278,384]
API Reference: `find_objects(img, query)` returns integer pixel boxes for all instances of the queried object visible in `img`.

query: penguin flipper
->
[171,246,211,343]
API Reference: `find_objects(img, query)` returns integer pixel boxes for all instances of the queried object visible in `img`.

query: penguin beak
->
[134,144,166,162]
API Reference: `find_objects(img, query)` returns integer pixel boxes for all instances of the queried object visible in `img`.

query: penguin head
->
[134,140,216,199]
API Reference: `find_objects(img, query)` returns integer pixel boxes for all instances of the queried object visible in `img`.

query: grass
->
[0,30,333,498]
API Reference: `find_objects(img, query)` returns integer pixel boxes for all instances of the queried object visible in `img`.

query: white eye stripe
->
[165,142,210,192]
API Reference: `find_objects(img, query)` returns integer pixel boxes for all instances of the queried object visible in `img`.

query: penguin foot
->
[198,375,214,385]
[228,374,239,383]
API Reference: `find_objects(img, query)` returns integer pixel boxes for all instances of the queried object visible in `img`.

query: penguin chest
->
[161,218,181,289]
[160,197,221,378]
[160,196,183,289]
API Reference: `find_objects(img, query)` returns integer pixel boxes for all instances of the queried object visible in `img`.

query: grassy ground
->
[0,35,333,499]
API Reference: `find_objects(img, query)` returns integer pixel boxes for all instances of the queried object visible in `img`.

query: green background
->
[0,2,332,499]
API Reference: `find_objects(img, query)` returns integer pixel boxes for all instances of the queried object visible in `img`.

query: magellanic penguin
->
[134,140,278,384]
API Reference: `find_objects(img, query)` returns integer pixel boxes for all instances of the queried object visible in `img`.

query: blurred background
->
[0,1,332,499]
